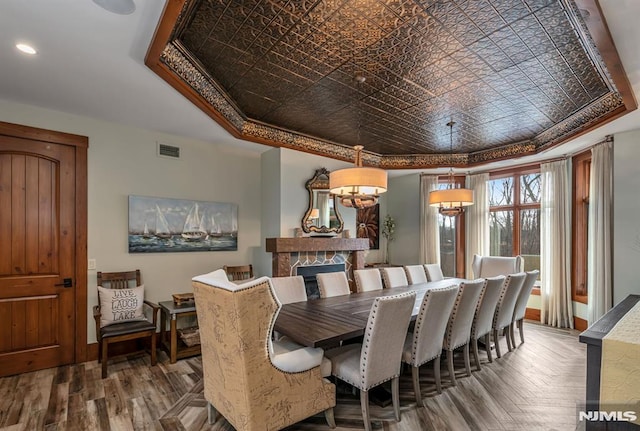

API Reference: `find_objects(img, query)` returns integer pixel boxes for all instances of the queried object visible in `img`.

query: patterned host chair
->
[442,279,485,386]
[316,271,351,298]
[402,285,459,402]
[404,265,428,285]
[192,269,336,431]
[510,270,540,346]
[354,269,384,292]
[491,273,526,358]
[325,291,416,431]
[380,267,409,288]
[471,254,524,278]
[424,264,445,282]
[469,276,506,370]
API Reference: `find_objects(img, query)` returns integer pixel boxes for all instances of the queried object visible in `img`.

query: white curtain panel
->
[419,175,440,264]
[587,140,613,325]
[540,159,573,328]
[465,173,489,278]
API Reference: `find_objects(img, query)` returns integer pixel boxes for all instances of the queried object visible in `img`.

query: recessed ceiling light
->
[92,0,136,15]
[16,43,37,55]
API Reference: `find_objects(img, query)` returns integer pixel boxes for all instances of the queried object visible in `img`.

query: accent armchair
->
[192,269,336,431]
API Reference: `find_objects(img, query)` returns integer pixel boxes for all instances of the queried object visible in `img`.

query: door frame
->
[0,120,88,363]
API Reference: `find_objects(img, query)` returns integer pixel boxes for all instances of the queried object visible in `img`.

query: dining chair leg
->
[493,330,502,358]
[509,323,516,349]
[518,319,525,344]
[97,340,102,363]
[447,349,456,386]
[360,389,372,431]
[101,339,109,379]
[472,338,481,371]
[392,377,400,421]
[324,407,336,428]
[411,365,422,405]
[463,343,471,377]
[207,402,217,425]
[484,334,493,363]
[434,356,442,394]
[506,326,514,352]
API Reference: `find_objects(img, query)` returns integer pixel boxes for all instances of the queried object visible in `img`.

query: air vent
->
[157,142,180,159]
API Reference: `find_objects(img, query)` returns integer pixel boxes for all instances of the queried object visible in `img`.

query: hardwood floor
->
[0,322,586,430]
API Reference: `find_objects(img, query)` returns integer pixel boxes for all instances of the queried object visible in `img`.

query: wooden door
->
[0,131,80,376]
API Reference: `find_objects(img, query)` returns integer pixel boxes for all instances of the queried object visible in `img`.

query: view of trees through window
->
[489,172,541,276]
[436,181,462,277]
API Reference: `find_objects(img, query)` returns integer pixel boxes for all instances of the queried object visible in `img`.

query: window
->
[488,170,541,275]
[436,177,465,278]
[572,151,590,303]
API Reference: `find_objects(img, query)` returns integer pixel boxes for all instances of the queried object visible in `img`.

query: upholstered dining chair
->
[442,279,485,386]
[354,269,384,292]
[325,291,416,431]
[404,265,428,285]
[471,254,524,278]
[469,276,506,370]
[94,269,159,379]
[510,270,540,346]
[491,273,526,358]
[192,269,336,431]
[424,264,445,282]
[271,275,308,304]
[316,271,351,298]
[402,285,459,403]
[380,267,408,288]
[223,264,254,282]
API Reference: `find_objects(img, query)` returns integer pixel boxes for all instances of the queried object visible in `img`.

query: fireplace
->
[296,263,346,299]
[266,237,369,293]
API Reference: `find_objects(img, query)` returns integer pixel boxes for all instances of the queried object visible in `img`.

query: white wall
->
[0,99,263,343]
[613,129,640,305]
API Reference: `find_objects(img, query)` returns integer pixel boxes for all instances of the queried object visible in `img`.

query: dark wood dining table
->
[274,278,466,349]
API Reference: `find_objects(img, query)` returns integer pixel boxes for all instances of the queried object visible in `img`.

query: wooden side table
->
[159,300,201,363]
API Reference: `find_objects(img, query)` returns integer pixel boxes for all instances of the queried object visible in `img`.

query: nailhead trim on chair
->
[492,275,512,330]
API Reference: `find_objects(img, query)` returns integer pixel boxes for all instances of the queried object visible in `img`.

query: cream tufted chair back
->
[404,265,428,284]
[442,279,485,386]
[354,269,383,292]
[491,272,526,358]
[316,271,351,298]
[471,254,524,278]
[470,276,506,370]
[380,267,408,288]
[424,263,445,281]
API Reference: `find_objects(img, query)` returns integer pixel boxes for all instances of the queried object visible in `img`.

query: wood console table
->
[579,294,640,431]
[159,300,201,364]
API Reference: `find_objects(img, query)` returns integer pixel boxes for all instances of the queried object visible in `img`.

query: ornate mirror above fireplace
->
[302,168,344,234]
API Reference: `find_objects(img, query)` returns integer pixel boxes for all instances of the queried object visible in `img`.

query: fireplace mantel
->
[266,237,369,253]
[266,237,369,292]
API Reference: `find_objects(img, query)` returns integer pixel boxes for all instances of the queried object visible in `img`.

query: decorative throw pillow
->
[97,285,146,327]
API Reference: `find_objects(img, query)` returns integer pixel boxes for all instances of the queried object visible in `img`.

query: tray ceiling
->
[146,0,635,168]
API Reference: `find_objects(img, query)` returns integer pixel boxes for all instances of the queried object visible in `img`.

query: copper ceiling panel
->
[146,0,635,168]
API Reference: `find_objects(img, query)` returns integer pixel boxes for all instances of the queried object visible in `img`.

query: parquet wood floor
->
[0,322,586,431]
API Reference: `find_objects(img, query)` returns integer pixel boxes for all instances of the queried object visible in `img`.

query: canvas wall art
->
[128,195,238,253]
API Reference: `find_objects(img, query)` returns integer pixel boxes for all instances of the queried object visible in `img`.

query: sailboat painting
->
[128,195,238,253]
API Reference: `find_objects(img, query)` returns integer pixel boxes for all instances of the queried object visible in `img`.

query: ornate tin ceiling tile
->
[146,0,636,168]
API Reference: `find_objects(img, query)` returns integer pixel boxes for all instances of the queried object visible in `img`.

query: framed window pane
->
[489,210,513,256]
[488,177,514,207]
[438,214,456,277]
[520,173,541,204]
[520,208,540,276]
